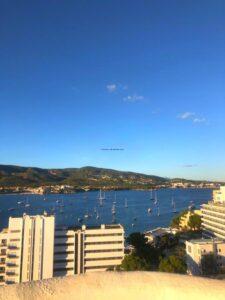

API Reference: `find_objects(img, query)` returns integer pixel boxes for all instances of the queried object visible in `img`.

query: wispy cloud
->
[178,112,207,124]
[178,112,195,120]
[123,94,144,102]
[193,117,206,123]
[106,84,117,93]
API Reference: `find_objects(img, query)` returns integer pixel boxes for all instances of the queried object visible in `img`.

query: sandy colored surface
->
[0,272,225,300]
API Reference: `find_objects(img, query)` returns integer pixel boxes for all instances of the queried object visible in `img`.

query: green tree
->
[188,214,202,231]
[120,253,149,271]
[126,232,147,249]
[157,234,178,250]
[126,232,160,269]
[170,215,181,229]
[159,255,187,274]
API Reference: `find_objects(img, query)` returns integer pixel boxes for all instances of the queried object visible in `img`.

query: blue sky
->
[0,0,225,180]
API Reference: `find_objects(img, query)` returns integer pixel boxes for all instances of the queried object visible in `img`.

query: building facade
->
[54,224,124,277]
[201,186,225,239]
[0,214,55,285]
[0,215,124,285]
[186,239,225,275]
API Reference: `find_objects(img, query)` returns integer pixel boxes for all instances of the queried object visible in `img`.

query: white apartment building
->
[0,215,124,285]
[186,239,225,275]
[54,224,124,277]
[201,186,225,239]
[0,214,55,285]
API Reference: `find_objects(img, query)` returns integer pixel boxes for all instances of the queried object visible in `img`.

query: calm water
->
[0,189,212,235]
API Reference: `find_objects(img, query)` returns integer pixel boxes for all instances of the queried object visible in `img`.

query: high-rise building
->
[0,215,124,285]
[0,214,55,285]
[201,186,225,239]
[54,224,124,277]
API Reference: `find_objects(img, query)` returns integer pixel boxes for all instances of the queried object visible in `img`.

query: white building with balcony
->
[54,224,124,277]
[201,186,225,239]
[0,214,124,285]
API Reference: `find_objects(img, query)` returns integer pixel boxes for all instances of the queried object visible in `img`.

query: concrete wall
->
[1,272,225,300]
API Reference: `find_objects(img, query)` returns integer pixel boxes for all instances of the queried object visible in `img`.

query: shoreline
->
[0,186,213,196]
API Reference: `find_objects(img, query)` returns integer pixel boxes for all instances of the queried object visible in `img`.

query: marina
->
[0,188,212,235]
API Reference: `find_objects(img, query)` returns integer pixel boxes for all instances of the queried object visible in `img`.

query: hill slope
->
[0,165,166,188]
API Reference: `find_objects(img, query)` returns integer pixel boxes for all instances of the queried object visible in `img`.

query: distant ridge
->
[0,164,166,187]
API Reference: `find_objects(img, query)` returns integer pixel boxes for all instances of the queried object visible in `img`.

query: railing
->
[8,246,20,250]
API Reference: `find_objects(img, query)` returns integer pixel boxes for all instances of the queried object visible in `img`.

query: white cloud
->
[178,112,207,124]
[123,94,144,102]
[178,112,195,120]
[106,84,117,92]
[193,117,206,123]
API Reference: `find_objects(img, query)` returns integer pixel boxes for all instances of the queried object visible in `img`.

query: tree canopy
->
[158,255,187,274]
[188,214,202,231]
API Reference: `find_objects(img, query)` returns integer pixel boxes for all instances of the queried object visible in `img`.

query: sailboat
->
[84,211,89,219]
[154,191,158,205]
[113,191,117,204]
[99,189,105,206]
[157,206,160,216]
[124,198,128,208]
[111,204,116,215]
[25,198,30,208]
[171,197,177,213]
[99,189,105,201]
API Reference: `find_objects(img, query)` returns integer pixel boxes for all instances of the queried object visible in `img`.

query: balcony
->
[7,263,18,268]
[7,255,19,259]
[6,272,18,277]
[8,245,20,250]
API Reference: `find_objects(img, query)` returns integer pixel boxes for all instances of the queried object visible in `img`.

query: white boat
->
[25,199,30,207]
[171,197,177,213]
[99,189,105,201]
[157,206,160,216]
[125,199,128,208]
[111,204,116,215]
[113,191,117,204]
[154,192,158,205]
[17,201,23,205]
[8,207,15,212]
[96,211,100,220]
[147,208,152,214]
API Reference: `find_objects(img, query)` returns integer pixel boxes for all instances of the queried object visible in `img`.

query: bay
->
[0,188,212,235]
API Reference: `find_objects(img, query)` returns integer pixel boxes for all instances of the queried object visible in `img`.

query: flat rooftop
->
[55,224,123,231]
[188,238,224,245]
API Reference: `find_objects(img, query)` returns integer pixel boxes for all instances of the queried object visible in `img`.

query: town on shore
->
[0,164,221,194]
[0,181,220,195]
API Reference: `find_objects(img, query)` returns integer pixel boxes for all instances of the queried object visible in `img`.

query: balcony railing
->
[7,255,19,259]
[8,246,20,250]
